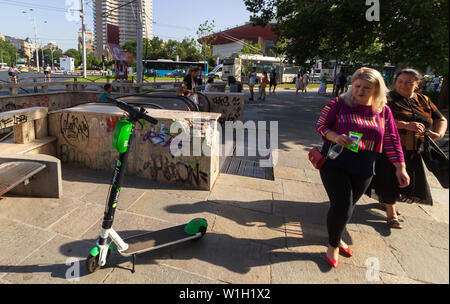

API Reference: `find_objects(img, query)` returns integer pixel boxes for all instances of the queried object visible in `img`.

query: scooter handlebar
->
[105,96,158,125]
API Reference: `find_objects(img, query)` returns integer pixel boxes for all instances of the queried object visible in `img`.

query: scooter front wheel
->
[86,246,112,273]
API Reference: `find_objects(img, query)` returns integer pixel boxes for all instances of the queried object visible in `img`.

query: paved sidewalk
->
[0,90,448,284]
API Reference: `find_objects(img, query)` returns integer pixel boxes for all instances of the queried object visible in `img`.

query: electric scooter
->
[86,96,208,273]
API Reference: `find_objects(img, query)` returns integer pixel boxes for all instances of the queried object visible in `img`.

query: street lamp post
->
[23,9,40,73]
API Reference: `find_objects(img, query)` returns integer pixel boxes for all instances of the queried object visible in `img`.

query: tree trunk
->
[437,75,448,111]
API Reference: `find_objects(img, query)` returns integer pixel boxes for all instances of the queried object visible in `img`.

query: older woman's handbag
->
[420,132,449,189]
[309,147,327,169]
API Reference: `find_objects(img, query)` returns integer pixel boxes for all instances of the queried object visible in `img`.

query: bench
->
[0,107,62,198]
[0,161,46,196]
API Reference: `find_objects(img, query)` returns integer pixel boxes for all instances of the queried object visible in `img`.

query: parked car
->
[166,69,186,78]
[19,66,29,73]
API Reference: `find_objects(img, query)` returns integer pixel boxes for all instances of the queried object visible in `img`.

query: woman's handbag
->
[420,132,449,189]
[308,147,327,169]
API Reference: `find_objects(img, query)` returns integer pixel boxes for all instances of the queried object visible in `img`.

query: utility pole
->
[33,16,39,73]
[136,0,143,83]
[80,0,87,78]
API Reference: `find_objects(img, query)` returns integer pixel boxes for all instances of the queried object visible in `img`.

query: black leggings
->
[320,164,373,248]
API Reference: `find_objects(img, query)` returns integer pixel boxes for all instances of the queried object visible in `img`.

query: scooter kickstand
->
[131,254,136,274]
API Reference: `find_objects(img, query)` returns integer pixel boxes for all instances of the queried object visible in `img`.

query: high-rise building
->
[93,0,152,59]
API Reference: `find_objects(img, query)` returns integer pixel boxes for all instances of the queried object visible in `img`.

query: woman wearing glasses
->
[316,67,410,268]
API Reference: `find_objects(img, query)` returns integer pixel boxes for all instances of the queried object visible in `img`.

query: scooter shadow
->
[56,230,337,278]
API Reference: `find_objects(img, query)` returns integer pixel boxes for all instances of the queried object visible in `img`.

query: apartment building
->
[2,35,37,61]
[93,0,152,59]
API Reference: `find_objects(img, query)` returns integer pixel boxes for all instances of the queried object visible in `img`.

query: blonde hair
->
[343,67,388,114]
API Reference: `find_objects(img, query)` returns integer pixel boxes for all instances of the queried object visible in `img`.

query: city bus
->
[143,59,208,77]
[222,54,301,84]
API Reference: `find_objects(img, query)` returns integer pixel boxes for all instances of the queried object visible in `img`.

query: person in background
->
[204,77,214,92]
[318,73,328,95]
[334,71,347,97]
[258,71,268,101]
[295,73,304,95]
[303,71,310,92]
[433,75,441,92]
[248,67,257,101]
[316,67,409,268]
[368,68,447,228]
[345,74,352,92]
[8,65,21,83]
[196,67,203,86]
[181,66,201,105]
[269,68,277,94]
[99,83,112,102]
[44,64,52,82]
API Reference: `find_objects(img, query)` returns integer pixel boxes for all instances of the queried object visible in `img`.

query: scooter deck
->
[120,224,201,256]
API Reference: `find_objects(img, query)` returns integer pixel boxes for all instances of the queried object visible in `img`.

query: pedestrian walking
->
[334,71,346,97]
[318,74,327,95]
[315,67,409,268]
[302,71,310,92]
[295,73,304,95]
[367,68,447,228]
[258,71,268,101]
[345,74,352,92]
[248,67,257,101]
[44,64,52,82]
[269,68,277,94]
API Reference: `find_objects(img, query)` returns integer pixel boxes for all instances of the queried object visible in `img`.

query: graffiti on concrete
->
[60,113,90,145]
[0,103,21,113]
[59,143,92,167]
[142,154,208,186]
[211,95,242,124]
[106,116,121,133]
[0,114,28,129]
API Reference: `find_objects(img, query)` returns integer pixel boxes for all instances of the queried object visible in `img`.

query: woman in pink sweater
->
[316,67,410,268]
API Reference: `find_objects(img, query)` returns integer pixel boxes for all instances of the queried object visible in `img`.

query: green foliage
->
[0,39,19,66]
[197,19,217,63]
[63,48,82,67]
[240,42,263,55]
[244,0,449,76]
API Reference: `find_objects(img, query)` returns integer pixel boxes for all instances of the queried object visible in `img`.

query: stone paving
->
[0,89,448,284]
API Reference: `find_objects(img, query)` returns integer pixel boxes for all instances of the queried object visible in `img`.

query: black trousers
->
[320,163,373,248]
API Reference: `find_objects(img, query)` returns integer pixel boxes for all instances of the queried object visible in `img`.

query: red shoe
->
[324,254,338,268]
[339,246,352,257]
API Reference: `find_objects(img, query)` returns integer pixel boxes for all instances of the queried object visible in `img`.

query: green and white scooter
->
[86,96,207,273]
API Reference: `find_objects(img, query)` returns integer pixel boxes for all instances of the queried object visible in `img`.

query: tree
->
[42,47,63,67]
[197,20,218,71]
[244,0,449,107]
[122,40,137,59]
[0,39,18,66]
[63,48,82,67]
[240,42,263,56]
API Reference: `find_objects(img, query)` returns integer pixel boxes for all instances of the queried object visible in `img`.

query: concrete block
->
[13,120,35,144]
[34,117,48,139]
[0,153,63,198]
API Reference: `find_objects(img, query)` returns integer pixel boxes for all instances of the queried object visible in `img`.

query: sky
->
[0,0,253,52]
